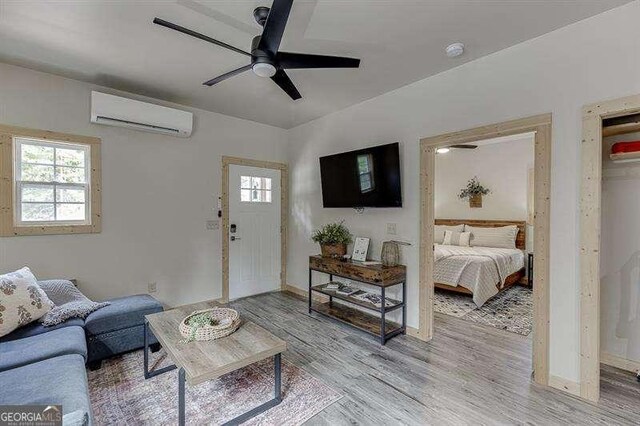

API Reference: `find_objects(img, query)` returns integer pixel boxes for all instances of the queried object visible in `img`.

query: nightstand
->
[527,252,534,288]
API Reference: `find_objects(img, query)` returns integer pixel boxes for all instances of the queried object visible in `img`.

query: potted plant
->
[459,176,490,208]
[311,221,353,257]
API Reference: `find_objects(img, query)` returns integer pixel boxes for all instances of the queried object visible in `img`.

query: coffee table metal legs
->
[143,319,176,379]
[174,353,282,426]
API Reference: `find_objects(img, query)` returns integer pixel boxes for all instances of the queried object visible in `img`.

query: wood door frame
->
[580,94,640,402]
[221,156,288,303]
[419,114,552,387]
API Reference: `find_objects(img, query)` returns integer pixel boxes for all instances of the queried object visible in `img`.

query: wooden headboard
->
[435,219,527,250]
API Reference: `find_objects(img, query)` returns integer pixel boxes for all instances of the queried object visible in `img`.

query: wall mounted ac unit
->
[90,91,193,137]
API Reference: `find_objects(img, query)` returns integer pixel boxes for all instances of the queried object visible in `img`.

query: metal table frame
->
[308,269,406,345]
[143,320,282,426]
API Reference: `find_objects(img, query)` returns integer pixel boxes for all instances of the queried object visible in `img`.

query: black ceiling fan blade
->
[271,69,301,100]
[449,145,478,149]
[277,52,360,69]
[153,17,250,57]
[203,64,252,86]
[257,0,293,55]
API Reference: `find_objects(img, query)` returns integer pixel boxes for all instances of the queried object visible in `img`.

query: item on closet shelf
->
[381,240,411,267]
[352,237,370,262]
[610,141,640,163]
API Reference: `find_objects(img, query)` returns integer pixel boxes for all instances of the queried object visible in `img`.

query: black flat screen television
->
[319,142,402,208]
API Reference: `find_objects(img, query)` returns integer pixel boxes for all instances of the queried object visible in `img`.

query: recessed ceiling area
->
[0,0,631,129]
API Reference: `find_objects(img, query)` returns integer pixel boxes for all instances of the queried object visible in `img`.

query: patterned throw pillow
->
[0,267,54,338]
[442,230,471,247]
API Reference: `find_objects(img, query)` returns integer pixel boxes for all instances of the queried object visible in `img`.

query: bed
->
[434,219,526,307]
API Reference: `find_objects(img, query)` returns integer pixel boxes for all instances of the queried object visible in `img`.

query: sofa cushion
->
[84,294,162,336]
[0,325,87,371]
[0,267,54,338]
[0,354,92,424]
[0,317,84,343]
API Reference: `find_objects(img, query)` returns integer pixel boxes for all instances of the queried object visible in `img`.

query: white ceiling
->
[0,0,631,129]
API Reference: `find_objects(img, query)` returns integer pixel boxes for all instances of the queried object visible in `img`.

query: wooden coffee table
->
[143,300,287,426]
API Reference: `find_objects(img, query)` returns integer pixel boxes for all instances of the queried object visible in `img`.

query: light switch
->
[206,220,219,230]
[387,223,397,235]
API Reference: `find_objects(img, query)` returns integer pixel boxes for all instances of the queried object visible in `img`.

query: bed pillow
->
[0,267,54,338]
[434,224,464,244]
[442,230,471,247]
[466,225,518,249]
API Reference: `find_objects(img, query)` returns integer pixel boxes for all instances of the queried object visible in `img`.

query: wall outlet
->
[386,223,397,235]
[148,282,157,293]
[206,220,219,230]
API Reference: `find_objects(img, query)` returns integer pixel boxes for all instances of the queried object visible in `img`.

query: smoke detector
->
[445,43,464,58]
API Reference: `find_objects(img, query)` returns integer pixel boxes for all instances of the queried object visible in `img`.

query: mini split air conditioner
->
[90,91,193,137]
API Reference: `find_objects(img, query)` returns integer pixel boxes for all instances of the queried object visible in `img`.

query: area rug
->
[87,349,342,425]
[434,286,533,336]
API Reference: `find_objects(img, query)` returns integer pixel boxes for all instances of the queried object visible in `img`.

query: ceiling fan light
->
[252,63,277,78]
[436,147,450,154]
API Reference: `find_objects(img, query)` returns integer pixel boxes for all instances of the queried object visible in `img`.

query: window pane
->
[56,148,85,167]
[264,190,272,203]
[56,166,85,183]
[251,177,263,190]
[21,185,54,202]
[21,164,54,182]
[56,203,85,221]
[56,187,85,203]
[22,203,54,221]
[21,143,54,164]
[264,178,272,190]
[241,176,251,189]
[241,189,251,202]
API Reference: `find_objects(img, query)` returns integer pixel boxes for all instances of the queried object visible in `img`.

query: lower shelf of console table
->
[308,255,406,345]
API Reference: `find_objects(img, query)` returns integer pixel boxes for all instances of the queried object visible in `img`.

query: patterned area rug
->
[88,350,342,425]
[434,286,533,336]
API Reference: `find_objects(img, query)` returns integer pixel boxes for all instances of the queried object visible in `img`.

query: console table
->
[308,255,406,344]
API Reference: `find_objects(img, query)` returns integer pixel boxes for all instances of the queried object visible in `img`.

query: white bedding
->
[434,245,524,307]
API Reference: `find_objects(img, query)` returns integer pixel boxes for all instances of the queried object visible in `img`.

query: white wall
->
[435,136,534,221]
[286,1,640,384]
[601,131,640,365]
[0,62,288,307]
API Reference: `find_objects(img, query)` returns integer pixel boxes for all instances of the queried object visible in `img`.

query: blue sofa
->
[0,286,163,425]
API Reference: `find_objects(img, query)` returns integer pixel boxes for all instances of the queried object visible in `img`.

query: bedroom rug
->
[434,286,533,336]
[87,349,342,425]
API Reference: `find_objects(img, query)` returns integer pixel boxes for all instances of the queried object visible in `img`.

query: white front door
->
[228,164,281,300]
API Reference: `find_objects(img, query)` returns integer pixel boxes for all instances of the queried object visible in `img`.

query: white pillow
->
[443,230,471,247]
[0,267,54,338]
[434,224,464,244]
[466,225,518,249]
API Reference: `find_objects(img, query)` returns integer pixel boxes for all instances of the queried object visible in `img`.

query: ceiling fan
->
[153,0,360,100]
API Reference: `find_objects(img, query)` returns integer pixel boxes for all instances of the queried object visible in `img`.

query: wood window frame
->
[418,114,552,388]
[0,124,102,236]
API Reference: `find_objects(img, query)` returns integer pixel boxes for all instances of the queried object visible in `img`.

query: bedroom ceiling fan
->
[153,0,360,100]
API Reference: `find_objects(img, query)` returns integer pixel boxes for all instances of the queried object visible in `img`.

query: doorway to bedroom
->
[432,134,535,337]
[419,114,552,387]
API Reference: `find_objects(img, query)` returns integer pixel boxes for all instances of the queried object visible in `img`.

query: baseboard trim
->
[601,352,640,373]
[406,326,421,338]
[548,375,581,397]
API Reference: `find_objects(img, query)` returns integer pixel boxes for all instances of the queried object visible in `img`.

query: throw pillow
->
[442,230,471,247]
[38,280,110,326]
[434,224,464,244]
[0,267,54,338]
[466,225,518,249]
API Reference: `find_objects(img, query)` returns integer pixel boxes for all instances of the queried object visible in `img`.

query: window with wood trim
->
[0,125,101,236]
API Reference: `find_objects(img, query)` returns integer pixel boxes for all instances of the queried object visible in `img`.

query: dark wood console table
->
[308,255,406,344]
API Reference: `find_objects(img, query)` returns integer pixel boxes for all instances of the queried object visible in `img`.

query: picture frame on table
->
[352,237,370,262]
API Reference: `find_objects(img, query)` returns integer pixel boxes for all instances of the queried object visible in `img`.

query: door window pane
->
[240,175,272,203]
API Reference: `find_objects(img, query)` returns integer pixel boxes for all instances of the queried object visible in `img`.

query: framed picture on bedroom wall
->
[352,237,370,262]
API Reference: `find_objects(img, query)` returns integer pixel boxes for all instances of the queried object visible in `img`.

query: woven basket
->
[179,308,241,342]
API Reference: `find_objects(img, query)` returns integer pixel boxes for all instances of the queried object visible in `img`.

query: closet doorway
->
[580,94,640,402]
[419,114,552,387]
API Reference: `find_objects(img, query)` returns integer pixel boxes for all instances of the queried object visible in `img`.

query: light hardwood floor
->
[228,291,640,425]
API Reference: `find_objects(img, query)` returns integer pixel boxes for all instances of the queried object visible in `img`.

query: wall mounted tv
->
[319,142,402,208]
